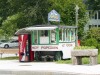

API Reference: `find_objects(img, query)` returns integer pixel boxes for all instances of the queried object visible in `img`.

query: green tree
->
[86,0,100,10]
[81,28,100,52]
[0,0,50,38]
[87,28,100,42]
[1,13,22,38]
[48,0,88,38]
[0,0,87,39]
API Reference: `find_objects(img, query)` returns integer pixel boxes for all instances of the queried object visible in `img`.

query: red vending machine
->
[18,34,34,62]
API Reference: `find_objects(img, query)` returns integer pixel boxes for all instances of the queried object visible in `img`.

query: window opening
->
[98,11,100,19]
[63,29,66,41]
[59,28,75,42]
[34,30,38,44]
[51,29,56,44]
[39,30,49,44]
[71,29,75,41]
[59,29,62,42]
[67,29,71,42]
[95,12,97,19]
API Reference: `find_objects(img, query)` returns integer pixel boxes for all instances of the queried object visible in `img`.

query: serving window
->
[50,29,57,44]
[59,28,75,42]
[39,30,49,44]
[32,29,58,45]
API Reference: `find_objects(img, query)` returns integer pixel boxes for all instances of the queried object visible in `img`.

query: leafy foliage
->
[0,0,87,39]
[49,0,87,25]
[1,13,22,38]
[87,28,100,42]
[45,0,88,38]
[81,28,100,52]
[86,0,100,10]
[83,38,98,47]
[74,46,96,50]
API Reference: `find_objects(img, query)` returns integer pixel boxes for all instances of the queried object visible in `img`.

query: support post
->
[75,5,79,46]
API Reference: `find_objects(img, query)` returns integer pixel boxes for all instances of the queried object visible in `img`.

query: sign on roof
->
[48,10,60,22]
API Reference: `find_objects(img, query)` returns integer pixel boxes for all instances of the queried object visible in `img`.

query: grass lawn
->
[56,53,100,64]
[0,54,100,65]
[0,56,18,60]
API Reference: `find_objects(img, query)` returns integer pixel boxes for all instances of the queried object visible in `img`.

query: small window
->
[89,25,92,29]
[39,30,49,44]
[67,29,71,42]
[89,11,97,19]
[59,29,66,42]
[59,29,62,41]
[98,11,100,19]
[40,30,48,36]
[34,30,38,44]
[51,29,56,44]
[71,29,75,41]
[63,29,66,41]
[94,12,97,19]
[89,11,92,19]
[66,29,68,41]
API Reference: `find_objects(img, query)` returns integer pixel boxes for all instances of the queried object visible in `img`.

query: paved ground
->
[0,60,100,75]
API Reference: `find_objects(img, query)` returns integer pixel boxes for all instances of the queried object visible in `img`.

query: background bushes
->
[81,28,100,53]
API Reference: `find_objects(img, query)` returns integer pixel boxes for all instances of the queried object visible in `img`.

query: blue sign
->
[48,10,60,22]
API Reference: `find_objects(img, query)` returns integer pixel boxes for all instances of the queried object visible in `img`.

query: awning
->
[15,26,57,35]
[59,26,77,29]
[25,26,57,30]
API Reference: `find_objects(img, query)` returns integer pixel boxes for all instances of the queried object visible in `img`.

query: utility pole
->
[75,5,79,46]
